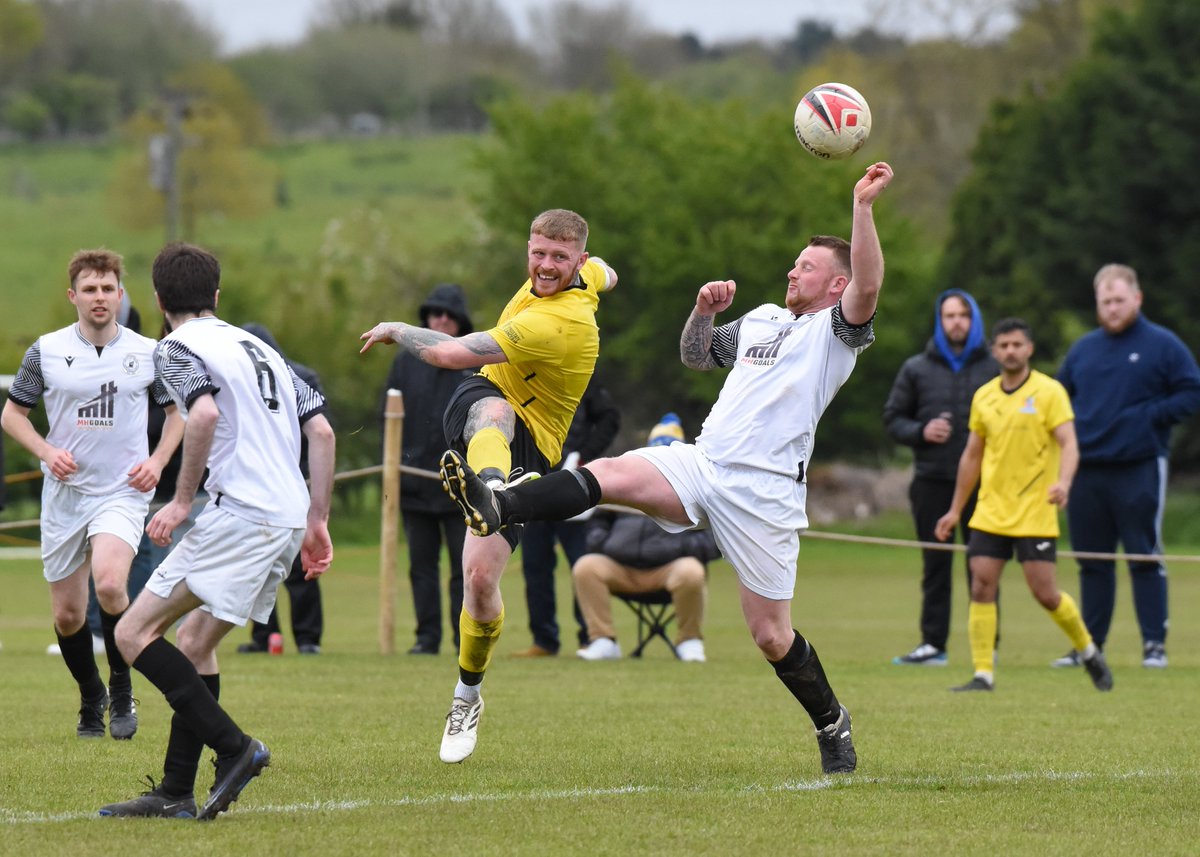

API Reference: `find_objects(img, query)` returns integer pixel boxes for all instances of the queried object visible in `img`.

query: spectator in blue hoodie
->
[1052,264,1200,670]
[884,290,998,666]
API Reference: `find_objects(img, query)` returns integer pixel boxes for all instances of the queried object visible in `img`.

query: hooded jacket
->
[584,509,720,570]
[384,284,474,513]
[882,291,999,481]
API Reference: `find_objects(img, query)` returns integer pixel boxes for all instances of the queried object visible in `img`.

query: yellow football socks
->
[467,426,511,480]
[458,605,505,675]
[967,600,997,678]
[1048,591,1093,652]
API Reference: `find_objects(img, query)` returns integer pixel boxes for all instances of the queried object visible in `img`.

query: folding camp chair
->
[615,590,677,658]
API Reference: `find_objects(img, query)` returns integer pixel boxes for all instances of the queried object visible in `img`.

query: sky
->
[178,0,1003,55]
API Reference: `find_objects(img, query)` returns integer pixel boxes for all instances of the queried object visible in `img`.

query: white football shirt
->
[696,302,874,479]
[154,317,326,528]
[8,324,168,496]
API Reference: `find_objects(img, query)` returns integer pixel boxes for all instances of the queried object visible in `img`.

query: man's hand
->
[853,161,894,206]
[300,520,333,579]
[1047,481,1071,507]
[359,322,407,354]
[127,458,164,492]
[147,498,192,547]
[43,446,77,481]
[934,509,959,542]
[696,280,736,317]
[922,414,952,444]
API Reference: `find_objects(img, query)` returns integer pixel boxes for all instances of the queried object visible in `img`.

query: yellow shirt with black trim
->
[967,369,1074,537]
[481,257,612,465]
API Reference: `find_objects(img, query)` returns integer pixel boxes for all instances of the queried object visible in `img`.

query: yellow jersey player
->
[934,317,1112,693]
[360,209,616,763]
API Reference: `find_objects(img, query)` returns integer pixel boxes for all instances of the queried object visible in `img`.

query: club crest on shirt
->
[1020,395,1037,414]
[740,328,792,367]
[123,354,140,375]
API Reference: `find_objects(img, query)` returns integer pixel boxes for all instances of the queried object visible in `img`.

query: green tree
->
[938,0,1200,462]
[0,0,43,83]
[474,75,927,458]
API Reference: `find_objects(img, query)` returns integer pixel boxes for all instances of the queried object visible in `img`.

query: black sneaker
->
[77,690,108,738]
[109,686,138,740]
[440,450,503,535]
[198,737,271,821]
[815,705,856,774]
[950,675,994,692]
[1082,650,1113,691]
[99,777,196,818]
[236,642,268,654]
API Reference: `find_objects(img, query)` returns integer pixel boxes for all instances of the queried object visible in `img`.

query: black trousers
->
[910,476,981,652]
[251,552,324,647]
[520,519,589,652]
[403,508,466,652]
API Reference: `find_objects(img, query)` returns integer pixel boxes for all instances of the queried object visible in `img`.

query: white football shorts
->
[629,444,808,600]
[40,478,149,582]
[145,503,304,626]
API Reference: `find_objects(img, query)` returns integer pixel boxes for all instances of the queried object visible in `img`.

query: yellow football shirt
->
[967,369,1074,537]
[481,257,612,465]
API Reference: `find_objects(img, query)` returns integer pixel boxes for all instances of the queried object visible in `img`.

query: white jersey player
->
[2,248,184,741]
[101,242,334,821]
[441,162,895,776]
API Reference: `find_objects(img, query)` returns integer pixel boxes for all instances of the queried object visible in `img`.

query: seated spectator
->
[573,414,720,662]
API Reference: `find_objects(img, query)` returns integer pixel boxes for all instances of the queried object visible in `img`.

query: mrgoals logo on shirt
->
[77,381,117,429]
[740,328,792,367]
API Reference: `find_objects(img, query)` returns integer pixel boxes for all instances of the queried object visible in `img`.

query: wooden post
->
[379,389,404,655]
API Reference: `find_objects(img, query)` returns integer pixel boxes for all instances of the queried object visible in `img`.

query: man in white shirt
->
[97,243,335,821]
[442,162,894,776]
[2,248,183,741]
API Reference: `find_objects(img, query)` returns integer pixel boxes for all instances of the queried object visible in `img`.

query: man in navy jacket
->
[1054,263,1200,669]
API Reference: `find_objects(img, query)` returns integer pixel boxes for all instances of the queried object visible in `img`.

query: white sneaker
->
[676,638,706,662]
[46,635,106,656]
[576,638,621,661]
[440,696,483,763]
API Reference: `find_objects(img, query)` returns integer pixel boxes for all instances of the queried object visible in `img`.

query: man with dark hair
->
[360,209,617,764]
[884,290,998,666]
[2,248,183,741]
[100,242,335,820]
[935,318,1111,694]
[440,163,894,775]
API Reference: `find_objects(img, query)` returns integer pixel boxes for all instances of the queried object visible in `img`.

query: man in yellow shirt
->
[934,318,1112,693]
[360,209,616,762]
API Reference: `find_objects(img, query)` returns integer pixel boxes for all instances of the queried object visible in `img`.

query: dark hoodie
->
[882,290,999,481]
[384,284,475,513]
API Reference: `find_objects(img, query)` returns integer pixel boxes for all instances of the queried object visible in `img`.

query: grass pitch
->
[1,538,1198,856]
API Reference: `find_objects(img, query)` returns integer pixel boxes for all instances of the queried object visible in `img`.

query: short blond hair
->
[68,248,124,289]
[1093,263,1139,293]
[530,209,588,248]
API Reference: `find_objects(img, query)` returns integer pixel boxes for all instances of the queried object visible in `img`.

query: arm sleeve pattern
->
[832,301,875,349]
[709,317,743,368]
[154,339,219,408]
[7,342,44,407]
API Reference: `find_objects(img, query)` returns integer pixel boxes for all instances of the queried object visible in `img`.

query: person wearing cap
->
[573,414,718,662]
[382,284,475,655]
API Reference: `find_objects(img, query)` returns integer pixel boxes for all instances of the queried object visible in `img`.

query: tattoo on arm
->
[457,332,505,358]
[395,326,450,361]
[680,311,717,370]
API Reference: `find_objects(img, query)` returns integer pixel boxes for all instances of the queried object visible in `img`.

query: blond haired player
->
[360,209,616,763]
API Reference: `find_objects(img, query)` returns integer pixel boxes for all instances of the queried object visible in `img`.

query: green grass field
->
[2,536,1198,856]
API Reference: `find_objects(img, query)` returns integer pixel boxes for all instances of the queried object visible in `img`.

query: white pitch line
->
[0,771,1174,826]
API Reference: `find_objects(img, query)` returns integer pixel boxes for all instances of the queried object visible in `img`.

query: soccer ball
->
[794,83,872,160]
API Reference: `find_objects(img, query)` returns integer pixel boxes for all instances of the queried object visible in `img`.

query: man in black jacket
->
[883,290,998,666]
[384,284,474,655]
[573,415,719,663]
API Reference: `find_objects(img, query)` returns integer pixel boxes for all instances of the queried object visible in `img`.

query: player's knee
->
[92,575,128,610]
[748,624,792,661]
[53,607,86,636]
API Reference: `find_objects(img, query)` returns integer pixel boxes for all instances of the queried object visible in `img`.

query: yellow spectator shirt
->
[481,257,612,465]
[967,369,1074,537]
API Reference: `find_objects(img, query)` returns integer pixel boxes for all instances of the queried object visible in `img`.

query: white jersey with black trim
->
[696,301,874,479]
[154,317,325,528]
[8,324,167,496]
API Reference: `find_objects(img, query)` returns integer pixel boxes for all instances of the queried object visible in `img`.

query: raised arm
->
[681,280,736,370]
[840,161,894,326]
[359,323,507,370]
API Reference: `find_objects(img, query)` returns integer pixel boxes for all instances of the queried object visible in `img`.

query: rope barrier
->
[4,459,1200,564]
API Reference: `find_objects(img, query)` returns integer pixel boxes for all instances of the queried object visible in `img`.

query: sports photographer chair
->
[615,590,678,658]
